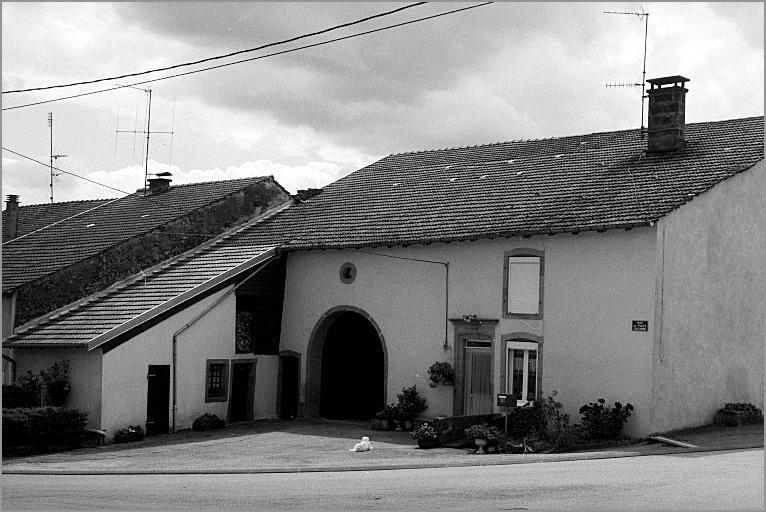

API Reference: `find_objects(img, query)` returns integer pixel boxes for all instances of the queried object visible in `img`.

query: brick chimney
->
[147,177,171,195]
[4,195,19,239]
[646,75,689,152]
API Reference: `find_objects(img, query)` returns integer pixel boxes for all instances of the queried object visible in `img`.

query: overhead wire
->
[2,147,283,244]
[2,2,493,111]
[2,2,428,94]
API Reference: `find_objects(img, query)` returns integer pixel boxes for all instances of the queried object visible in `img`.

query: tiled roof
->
[2,198,113,241]
[232,116,764,249]
[2,177,275,291]
[6,116,762,349]
[4,212,281,347]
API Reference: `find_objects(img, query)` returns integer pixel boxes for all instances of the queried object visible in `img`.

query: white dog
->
[349,436,372,452]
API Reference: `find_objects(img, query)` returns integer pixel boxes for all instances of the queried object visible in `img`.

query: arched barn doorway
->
[306,307,386,420]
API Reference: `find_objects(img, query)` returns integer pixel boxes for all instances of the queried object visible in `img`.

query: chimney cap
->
[647,75,690,88]
[6,194,19,203]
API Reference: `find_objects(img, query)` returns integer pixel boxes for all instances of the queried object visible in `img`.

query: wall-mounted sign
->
[497,393,515,407]
[632,320,648,332]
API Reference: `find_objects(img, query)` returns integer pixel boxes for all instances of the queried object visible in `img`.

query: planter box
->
[714,409,764,427]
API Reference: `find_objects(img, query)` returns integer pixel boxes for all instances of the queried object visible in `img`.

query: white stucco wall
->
[280,228,657,435]
[12,347,103,429]
[650,161,766,433]
[101,286,279,438]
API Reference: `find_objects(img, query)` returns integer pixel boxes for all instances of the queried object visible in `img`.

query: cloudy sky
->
[2,2,763,206]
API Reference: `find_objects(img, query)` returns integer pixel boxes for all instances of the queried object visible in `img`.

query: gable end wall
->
[650,159,766,433]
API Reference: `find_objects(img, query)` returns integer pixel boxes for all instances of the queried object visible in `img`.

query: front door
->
[279,356,300,419]
[229,361,255,422]
[146,365,170,435]
[464,341,492,415]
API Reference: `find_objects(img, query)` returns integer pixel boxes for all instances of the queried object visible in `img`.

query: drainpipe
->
[355,250,450,351]
[171,262,271,432]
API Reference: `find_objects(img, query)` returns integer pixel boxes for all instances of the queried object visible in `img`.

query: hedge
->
[3,407,88,456]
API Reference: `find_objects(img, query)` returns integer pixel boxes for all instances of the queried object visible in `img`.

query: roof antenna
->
[604,8,649,132]
[115,86,174,195]
[47,112,67,203]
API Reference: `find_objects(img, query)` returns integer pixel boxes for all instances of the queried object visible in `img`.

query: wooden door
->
[230,362,255,422]
[464,346,492,415]
[146,365,170,435]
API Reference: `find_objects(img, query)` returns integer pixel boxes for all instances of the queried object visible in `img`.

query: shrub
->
[113,425,145,443]
[396,385,427,420]
[578,399,634,439]
[40,360,71,407]
[506,401,545,440]
[427,361,455,388]
[464,423,505,444]
[2,361,71,408]
[192,413,225,431]
[2,407,88,456]
[411,422,440,448]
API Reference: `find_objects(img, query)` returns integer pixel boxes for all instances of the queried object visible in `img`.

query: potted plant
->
[411,422,440,449]
[464,424,504,454]
[427,361,455,388]
[396,385,427,430]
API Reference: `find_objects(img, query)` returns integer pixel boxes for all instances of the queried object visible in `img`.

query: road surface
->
[3,449,762,510]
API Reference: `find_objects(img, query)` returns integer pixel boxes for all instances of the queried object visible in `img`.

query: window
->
[205,359,229,402]
[505,341,538,406]
[503,251,543,318]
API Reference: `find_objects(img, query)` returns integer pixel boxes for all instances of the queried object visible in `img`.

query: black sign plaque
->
[497,393,515,407]
[632,320,648,332]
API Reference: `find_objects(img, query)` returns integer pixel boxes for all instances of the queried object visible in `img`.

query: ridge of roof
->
[3,197,115,210]
[387,116,764,157]
[7,199,292,342]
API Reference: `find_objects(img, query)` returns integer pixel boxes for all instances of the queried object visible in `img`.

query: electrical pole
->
[47,112,67,203]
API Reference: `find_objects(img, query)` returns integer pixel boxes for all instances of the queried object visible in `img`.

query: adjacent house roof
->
[2,176,280,292]
[233,116,764,249]
[3,203,286,348]
[2,198,113,241]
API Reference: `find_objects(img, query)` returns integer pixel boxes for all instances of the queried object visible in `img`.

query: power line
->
[2,147,132,195]
[2,2,493,111]
[3,3,428,94]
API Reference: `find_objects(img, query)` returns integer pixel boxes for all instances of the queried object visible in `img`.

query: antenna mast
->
[115,87,174,195]
[47,112,67,203]
[604,10,650,131]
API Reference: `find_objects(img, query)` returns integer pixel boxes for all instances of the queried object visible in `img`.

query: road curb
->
[3,444,762,476]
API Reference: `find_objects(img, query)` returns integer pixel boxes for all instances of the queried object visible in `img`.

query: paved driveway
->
[2,419,762,474]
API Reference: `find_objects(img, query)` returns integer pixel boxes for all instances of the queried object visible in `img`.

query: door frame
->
[146,364,170,435]
[227,358,257,422]
[449,318,498,416]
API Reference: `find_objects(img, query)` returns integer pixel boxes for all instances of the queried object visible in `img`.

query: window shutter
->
[507,256,540,314]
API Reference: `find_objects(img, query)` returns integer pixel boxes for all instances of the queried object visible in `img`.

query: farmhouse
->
[4,76,764,438]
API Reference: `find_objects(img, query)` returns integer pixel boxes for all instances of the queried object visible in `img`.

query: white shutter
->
[507,256,540,314]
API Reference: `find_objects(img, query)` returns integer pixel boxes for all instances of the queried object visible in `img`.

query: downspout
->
[171,260,272,432]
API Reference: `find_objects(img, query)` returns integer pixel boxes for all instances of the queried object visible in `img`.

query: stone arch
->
[305,305,388,418]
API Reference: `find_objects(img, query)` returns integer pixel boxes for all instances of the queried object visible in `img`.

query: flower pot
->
[474,438,488,454]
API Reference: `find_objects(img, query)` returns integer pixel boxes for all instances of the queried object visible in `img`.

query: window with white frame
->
[505,255,542,316]
[505,341,538,406]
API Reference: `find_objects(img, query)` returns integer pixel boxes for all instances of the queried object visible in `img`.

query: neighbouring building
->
[4,76,764,439]
[2,175,291,384]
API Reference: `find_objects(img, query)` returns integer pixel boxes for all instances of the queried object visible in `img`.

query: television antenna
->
[115,86,174,195]
[47,112,67,203]
[604,9,649,131]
